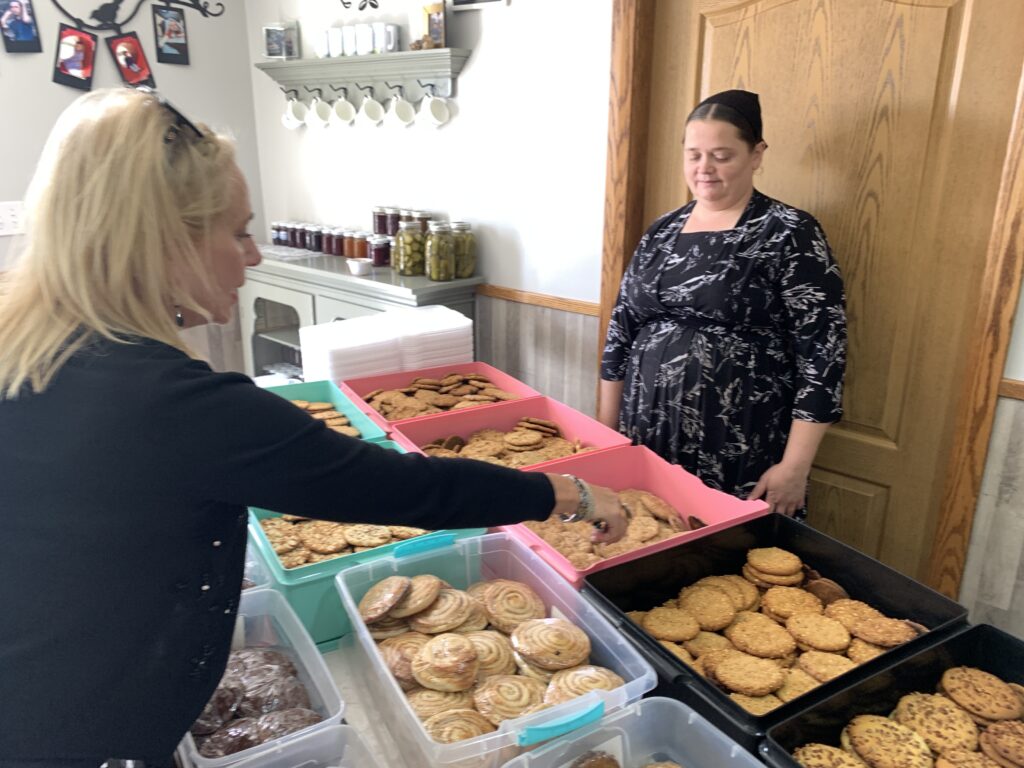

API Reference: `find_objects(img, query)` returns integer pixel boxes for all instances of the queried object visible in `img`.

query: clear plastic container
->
[242,543,270,591]
[333,533,656,768]
[502,697,762,768]
[180,589,345,768]
[229,725,382,768]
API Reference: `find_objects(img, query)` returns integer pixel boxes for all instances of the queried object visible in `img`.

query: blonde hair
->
[0,87,237,398]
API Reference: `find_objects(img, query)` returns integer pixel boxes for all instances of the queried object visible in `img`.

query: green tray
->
[265,380,389,443]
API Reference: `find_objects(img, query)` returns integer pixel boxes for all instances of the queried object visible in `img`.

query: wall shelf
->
[255,48,472,99]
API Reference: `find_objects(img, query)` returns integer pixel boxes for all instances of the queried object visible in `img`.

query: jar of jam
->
[372,206,389,235]
[286,222,300,248]
[342,229,356,258]
[450,221,477,278]
[395,220,425,276]
[330,228,346,257]
[323,228,336,256]
[425,221,455,282]
[270,222,282,246]
[353,231,370,260]
[384,207,401,236]
[413,210,432,234]
[306,225,324,253]
[400,209,416,224]
[369,235,391,267]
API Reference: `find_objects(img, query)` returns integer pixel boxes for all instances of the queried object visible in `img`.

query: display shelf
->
[255,48,471,98]
[256,327,301,350]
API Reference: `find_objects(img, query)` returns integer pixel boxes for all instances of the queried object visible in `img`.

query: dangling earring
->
[174,305,185,328]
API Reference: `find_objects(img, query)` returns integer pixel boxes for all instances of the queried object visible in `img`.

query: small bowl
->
[347,258,373,276]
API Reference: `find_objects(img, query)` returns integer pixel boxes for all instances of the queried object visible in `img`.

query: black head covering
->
[695,89,763,144]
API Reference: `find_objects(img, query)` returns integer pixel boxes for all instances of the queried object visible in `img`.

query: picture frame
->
[152,4,189,65]
[263,23,300,60]
[52,24,97,91]
[423,2,446,48]
[106,31,155,87]
[1,0,42,54]
[451,0,509,10]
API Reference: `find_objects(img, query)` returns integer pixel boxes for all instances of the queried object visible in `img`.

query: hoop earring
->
[174,306,185,328]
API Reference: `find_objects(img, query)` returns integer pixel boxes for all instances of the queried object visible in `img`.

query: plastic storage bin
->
[180,589,344,768]
[242,545,271,591]
[338,361,543,431]
[500,696,762,768]
[228,725,382,768]
[580,513,969,752]
[265,380,388,443]
[500,446,770,587]
[334,532,657,768]
[247,439,486,647]
[393,397,631,468]
[762,624,1024,767]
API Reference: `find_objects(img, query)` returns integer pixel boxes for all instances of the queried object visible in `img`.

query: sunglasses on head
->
[133,85,203,144]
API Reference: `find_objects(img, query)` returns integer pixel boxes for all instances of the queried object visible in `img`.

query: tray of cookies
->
[180,588,344,767]
[264,380,389,443]
[392,397,631,471]
[337,362,543,431]
[227,724,383,768]
[498,446,771,588]
[499,696,762,768]
[333,532,656,768]
[761,623,1024,768]
[579,514,968,752]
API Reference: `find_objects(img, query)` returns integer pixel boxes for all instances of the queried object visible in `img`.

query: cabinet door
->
[315,295,380,323]
[238,280,316,378]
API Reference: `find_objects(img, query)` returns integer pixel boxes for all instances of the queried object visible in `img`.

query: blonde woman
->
[0,88,627,766]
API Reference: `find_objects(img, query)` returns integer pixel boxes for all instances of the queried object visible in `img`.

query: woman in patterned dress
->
[598,90,847,518]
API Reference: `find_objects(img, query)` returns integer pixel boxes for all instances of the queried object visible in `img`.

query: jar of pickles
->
[395,220,425,276]
[450,221,476,278]
[425,221,455,282]
[369,235,391,267]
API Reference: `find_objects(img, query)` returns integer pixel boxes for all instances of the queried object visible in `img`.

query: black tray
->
[761,624,1024,767]
[580,513,968,752]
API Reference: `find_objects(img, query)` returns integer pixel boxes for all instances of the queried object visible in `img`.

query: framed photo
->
[1,0,42,53]
[52,24,97,91]
[263,23,299,60]
[106,31,155,87]
[152,4,188,65]
[423,3,446,48]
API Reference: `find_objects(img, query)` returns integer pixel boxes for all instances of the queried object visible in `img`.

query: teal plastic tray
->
[248,439,486,644]
[265,380,388,443]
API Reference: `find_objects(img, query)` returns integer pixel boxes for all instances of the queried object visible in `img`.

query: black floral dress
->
[601,190,847,502]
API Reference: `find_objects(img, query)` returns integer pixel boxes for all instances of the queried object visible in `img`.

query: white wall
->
[243,0,613,303]
[0,1,262,268]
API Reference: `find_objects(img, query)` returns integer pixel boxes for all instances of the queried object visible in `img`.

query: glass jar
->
[330,228,346,257]
[306,225,324,253]
[400,209,415,224]
[270,221,282,246]
[413,210,432,234]
[395,220,425,276]
[372,206,388,235]
[342,229,356,258]
[369,235,391,267]
[384,207,401,236]
[450,221,476,278]
[323,228,337,256]
[286,222,300,248]
[425,221,455,282]
[353,231,370,260]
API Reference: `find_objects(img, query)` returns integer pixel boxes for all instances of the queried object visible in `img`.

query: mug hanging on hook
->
[328,84,357,126]
[357,83,385,126]
[303,86,331,128]
[417,80,450,127]
[280,87,306,130]
[385,82,416,127]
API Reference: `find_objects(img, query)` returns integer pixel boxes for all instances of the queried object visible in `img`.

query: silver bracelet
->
[559,474,595,523]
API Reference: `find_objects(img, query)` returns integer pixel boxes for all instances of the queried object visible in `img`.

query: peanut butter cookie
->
[798,650,856,683]
[748,547,803,576]
[762,587,823,621]
[642,607,700,642]
[776,667,821,703]
[714,653,785,696]
[677,585,737,631]
[849,616,918,648]
[787,613,851,653]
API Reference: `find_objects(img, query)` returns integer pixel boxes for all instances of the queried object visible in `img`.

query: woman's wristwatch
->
[559,474,595,523]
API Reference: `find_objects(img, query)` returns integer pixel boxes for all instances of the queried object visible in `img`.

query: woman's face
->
[683,119,763,210]
[197,165,261,323]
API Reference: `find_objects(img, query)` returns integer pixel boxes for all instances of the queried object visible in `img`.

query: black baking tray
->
[760,624,1024,767]
[580,513,969,752]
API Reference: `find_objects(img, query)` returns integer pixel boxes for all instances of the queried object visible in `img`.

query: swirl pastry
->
[473,675,547,725]
[408,589,475,634]
[422,708,496,744]
[482,579,546,633]
[411,633,480,692]
[543,665,625,705]
[368,615,411,640]
[450,599,489,633]
[464,631,517,679]
[378,631,431,690]
[467,580,501,603]
[511,618,591,671]
[389,574,444,619]
[513,650,555,682]
[358,576,411,623]
[405,687,475,720]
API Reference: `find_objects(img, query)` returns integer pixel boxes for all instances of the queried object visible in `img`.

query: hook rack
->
[356,83,376,98]
[280,87,299,99]
[417,80,437,96]
[385,82,405,98]
[329,84,349,98]
[303,86,324,99]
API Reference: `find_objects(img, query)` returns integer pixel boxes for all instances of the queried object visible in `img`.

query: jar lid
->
[400,209,417,216]
[428,221,451,232]
[383,207,400,214]
[399,220,422,230]
[353,230,370,238]
[368,235,390,244]
[450,221,471,231]
[372,206,388,213]
[413,210,432,218]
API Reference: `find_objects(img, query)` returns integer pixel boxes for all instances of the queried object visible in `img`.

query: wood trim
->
[476,284,600,317]
[998,378,1024,401]
[927,64,1024,597]
[596,0,658,394]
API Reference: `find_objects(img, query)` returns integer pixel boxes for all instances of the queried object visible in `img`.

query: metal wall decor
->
[48,0,223,35]
[338,0,380,9]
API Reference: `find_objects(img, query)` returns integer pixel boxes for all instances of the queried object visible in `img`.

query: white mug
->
[372,22,400,53]
[327,27,344,58]
[312,30,330,59]
[304,97,332,128]
[355,23,374,56]
[360,95,385,125]
[281,98,307,130]
[341,25,357,56]
[330,95,357,126]
[419,93,451,127]
[388,94,416,127]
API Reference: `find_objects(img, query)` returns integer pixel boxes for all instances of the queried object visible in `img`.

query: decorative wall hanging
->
[151,3,187,64]
[48,0,223,36]
[52,22,96,89]
[337,1,381,10]
[1,0,43,53]
[106,29,153,85]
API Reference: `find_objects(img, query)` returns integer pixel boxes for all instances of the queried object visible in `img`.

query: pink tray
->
[498,445,771,588]
[392,396,631,470]
[336,362,542,433]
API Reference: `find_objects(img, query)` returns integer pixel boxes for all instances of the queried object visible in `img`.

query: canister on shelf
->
[372,206,389,235]
[384,207,401,236]
[450,221,476,278]
[395,220,425,276]
[330,228,346,257]
[342,229,356,258]
[353,231,370,260]
[425,221,455,282]
[306,225,324,253]
[369,235,391,267]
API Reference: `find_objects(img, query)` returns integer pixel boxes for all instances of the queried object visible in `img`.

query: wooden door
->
[623,0,1024,581]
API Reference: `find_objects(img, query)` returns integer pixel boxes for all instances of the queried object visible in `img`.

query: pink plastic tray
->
[336,362,542,433]
[392,396,631,470]
[498,445,771,588]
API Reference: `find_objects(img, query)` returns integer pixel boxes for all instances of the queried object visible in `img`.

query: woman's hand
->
[588,484,629,543]
[748,462,808,517]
